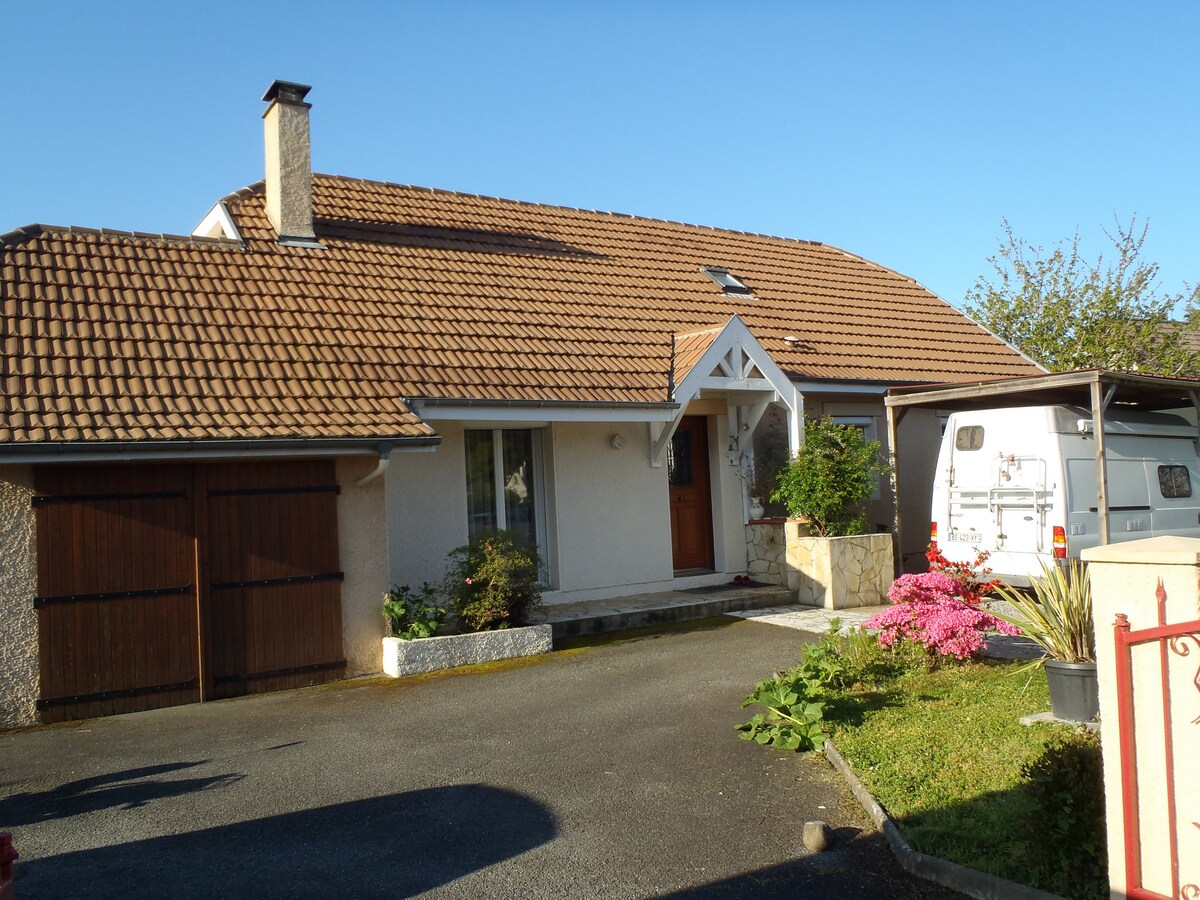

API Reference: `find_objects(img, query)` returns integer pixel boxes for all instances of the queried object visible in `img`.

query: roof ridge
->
[825,244,930,293]
[1,223,241,248]
[675,322,727,338]
[217,180,266,206]
[312,173,831,251]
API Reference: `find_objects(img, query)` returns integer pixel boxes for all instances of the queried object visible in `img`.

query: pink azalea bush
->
[865,572,1019,660]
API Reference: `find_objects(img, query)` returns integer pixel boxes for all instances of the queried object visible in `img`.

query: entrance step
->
[534,583,794,641]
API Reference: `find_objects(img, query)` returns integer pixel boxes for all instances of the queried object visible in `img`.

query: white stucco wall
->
[383,417,749,607]
[548,421,673,592]
[386,424,471,592]
[711,413,749,574]
[1,466,38,728]
[336,458,392,677]
[1083,537,1200,898]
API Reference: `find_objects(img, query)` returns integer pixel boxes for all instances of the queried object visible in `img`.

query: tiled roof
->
[1,175,1041,445]
[672,325,724,385]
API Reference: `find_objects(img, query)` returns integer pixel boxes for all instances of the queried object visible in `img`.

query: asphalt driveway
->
[0,617,961,899]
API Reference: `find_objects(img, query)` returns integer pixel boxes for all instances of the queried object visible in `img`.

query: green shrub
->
[738,622,909,751]
[737,670,828,751]
[1020,730,1108,899]
[444,530,544,632]
[382,583,447,639]
[771,416,888,536]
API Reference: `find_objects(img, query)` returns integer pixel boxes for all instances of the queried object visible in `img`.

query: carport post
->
[886,404,904,576]
[1091,379,1111,546]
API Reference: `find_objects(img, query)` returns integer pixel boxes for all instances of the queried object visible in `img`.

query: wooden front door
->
[34,460,345,722]
[669,415,715,572]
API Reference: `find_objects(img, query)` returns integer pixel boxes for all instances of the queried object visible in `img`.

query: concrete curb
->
[823,739,1064,900]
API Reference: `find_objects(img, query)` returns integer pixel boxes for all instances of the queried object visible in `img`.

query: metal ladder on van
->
[987,455,1048,551]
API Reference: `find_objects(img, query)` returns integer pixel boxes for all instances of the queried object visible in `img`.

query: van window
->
[954,426,984,451]
[1158,465,1192,498]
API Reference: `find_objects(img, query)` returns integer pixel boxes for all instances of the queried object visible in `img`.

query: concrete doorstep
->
[534,583,793,640]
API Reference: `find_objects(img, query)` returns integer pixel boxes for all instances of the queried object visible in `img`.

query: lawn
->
[821,657,1106,898]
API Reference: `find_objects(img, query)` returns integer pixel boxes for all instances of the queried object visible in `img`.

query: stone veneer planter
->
[382,624,553,677]
[745,518,812,587]
[791,533,893,610]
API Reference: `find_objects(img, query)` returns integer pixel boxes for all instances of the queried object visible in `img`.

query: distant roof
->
[1,174,1041,446]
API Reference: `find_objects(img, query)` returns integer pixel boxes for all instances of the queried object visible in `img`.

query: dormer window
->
[701,266,752,296]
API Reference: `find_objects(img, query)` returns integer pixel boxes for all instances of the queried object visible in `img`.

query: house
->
[0,82,1041,726]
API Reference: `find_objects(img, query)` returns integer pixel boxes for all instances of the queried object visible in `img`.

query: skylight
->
[701,266,752,296]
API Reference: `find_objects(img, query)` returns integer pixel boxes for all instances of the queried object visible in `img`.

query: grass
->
[822,657,1101,893]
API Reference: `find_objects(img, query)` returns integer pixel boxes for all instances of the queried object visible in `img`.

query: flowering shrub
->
[925,543,1000,604]
[443,530,544,632]
[866,571,1019,660]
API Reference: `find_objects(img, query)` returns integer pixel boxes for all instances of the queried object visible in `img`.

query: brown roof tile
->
[2,177,1039,445]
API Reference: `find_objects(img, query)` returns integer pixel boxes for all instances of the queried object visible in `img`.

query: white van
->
[930,405,1200,585]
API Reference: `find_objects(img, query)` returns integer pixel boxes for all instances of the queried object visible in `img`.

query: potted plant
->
[382,582,447,640]
[771,417,892,608]
[991,558,1098,722]
[381,532,553,677]
[772,416,886,538]
[443,530,544,631]
[742,461,771,520]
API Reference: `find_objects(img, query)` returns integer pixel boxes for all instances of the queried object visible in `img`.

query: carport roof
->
[885,369,1200,414]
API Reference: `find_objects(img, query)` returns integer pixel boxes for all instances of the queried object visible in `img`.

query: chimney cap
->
[262,80,312,105]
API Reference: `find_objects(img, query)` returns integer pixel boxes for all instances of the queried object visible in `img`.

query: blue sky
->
[5,1,1197,310]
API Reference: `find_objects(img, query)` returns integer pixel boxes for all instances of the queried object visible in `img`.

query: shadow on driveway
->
[15,784,557,899]
[0,762,244,827]
[659,829,964,899]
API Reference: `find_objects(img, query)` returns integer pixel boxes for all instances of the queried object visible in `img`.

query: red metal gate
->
[1113,579,1200,899]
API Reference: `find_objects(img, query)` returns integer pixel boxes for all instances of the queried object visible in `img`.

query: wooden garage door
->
[200,461,345,699]
[34,465,200,722]
[34,460,345,722]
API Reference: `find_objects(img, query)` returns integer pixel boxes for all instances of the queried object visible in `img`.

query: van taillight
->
[1053,526,1067,559]
[930,522,937,542]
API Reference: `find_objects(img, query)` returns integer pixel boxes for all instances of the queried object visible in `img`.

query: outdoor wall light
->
[610,433,627,450]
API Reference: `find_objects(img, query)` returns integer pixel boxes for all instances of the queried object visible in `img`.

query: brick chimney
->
[261,80,317,243]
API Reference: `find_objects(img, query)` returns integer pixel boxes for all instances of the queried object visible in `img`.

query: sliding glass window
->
[465,428,541,548]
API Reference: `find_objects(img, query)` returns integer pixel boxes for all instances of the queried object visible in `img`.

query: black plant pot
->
[1045,660,1099,723]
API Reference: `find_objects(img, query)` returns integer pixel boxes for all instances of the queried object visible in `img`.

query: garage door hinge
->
[33,583,194,608]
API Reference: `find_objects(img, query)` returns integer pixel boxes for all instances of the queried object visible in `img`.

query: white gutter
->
[0,435,439,466]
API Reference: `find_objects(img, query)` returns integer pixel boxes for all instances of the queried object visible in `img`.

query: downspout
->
[356,443,394,487]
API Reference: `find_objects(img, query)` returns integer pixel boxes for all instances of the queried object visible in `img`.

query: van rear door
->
[989,454,1048,556]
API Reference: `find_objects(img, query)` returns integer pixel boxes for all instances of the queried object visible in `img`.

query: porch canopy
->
[650,315,803,468]
[884,369,1200,568]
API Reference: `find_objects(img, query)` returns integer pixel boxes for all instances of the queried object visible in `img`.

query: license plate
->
[948,530,981,544]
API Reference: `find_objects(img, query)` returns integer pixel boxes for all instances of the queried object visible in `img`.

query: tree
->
[964,217,1200,375]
